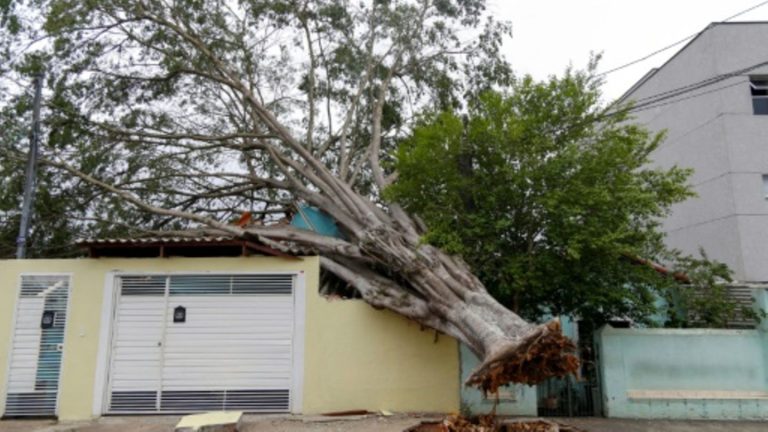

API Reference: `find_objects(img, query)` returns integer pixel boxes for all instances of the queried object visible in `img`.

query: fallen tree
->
[2,0,578,389]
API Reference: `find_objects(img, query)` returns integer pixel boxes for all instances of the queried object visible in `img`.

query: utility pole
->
[16,72,44,259]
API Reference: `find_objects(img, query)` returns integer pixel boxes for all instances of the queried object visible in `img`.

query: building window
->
[751,78,768,115]
[763,175,768,199]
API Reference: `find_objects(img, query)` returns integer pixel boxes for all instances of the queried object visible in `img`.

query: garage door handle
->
[157,341,162,347]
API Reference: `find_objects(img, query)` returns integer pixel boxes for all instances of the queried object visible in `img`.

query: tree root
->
[465,320,579,393]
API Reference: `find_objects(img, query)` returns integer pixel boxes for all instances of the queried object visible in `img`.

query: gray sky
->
[490,0,768,102]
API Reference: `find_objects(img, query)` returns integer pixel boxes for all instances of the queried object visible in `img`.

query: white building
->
[621,22,768,282]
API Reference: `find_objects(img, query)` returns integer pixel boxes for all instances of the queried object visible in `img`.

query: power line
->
[629,69,741,105]
[624,59,768,113]
[598,0,768,76]
[628,80,744,114]
[722,0,768,21]
[599,36,697,77]
[599,58,768,118]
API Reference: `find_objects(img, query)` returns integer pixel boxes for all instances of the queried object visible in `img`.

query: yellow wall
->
[0,256,458,420]
[0,265,16,418]
[303,293,460,414]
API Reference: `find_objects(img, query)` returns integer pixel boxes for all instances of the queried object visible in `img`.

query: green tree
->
[387,64,700,325]
[1,0,577,390]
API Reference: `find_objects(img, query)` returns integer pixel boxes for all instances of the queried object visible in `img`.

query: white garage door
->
[105,274,295,413]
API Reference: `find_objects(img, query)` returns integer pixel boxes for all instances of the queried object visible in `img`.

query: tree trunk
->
[322,241,578,393]
[50,131,578,393]
[55,157,579,391]
[297,201,579,392]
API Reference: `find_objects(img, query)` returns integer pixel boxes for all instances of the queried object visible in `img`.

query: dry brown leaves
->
[502,419,584,432]
[406,416,586,432]
[440,414,497,432]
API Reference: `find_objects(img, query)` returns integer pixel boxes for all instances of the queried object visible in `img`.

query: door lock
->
[41,311,56,329]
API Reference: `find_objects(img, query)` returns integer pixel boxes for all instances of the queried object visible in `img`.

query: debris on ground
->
[301,409,376,423]
[320,409,372,416]
[302,414,371,423]
[441,414,496,431]
[404,415,587,432]
[502,418,586,432]
[174,411,243,432]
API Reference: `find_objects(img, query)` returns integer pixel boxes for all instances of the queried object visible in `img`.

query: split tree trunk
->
[315,234,579,393]
[239,174,580,391]
[54,126,578,394]
[60,154,580,392]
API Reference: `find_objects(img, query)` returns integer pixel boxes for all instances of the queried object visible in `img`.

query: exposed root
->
[465,320,579,393]
[406,416,586,432]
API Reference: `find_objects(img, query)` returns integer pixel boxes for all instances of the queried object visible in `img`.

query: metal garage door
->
[105,274,294,414]
[3,275,70,417]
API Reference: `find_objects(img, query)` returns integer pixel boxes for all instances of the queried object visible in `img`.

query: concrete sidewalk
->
[563,417,767,432]
[0,415,766,432]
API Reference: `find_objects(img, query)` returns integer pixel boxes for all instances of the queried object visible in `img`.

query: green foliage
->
[0,102,83,257]
[1,0,514,256]
[388,63,708,324]
[0,91,188,258]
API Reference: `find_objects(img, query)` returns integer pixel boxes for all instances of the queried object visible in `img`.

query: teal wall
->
[597,324,768,419]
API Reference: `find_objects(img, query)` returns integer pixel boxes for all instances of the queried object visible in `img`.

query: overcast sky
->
[490,0,768,102]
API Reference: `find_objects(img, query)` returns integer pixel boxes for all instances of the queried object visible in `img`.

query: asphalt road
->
[1,415,766,432]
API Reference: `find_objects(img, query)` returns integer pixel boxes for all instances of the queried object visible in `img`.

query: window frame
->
[749,77,768,115]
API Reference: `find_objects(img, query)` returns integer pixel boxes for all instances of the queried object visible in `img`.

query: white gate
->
[3,275,71,417]
[106,274,294,413]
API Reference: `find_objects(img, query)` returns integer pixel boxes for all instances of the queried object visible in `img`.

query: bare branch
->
[299,9,317,151]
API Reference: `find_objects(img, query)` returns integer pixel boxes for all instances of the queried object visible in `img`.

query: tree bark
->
[44,150,578,391]
[315,222,579,392]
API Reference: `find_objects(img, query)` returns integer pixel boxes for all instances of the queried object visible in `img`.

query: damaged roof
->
[77,235,235,245]
[76,232,312,259]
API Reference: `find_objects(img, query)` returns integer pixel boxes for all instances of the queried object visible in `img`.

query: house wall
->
[0,257,459,420]
[303,292,459,414]
[622,22,768,281]
[597,324,768,419]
